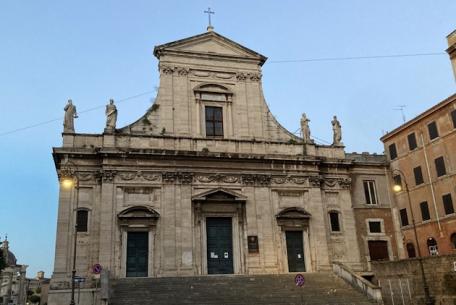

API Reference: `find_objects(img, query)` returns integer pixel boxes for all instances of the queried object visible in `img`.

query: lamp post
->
[60,162,79,305]
[392,169,434,305]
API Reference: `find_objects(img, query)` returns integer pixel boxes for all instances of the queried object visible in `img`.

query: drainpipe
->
[420,133,443,235]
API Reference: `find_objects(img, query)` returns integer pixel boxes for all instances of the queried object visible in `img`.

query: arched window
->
[329,211,340,232]
[76,210,89,232]
[450,233,456,249]
[427,237,438,256]
[406,243,416,258]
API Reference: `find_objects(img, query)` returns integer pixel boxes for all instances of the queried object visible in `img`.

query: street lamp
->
[392,168,434,305]
[60,162,79,305]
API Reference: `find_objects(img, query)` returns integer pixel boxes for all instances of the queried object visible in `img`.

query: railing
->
[333,262,383,304]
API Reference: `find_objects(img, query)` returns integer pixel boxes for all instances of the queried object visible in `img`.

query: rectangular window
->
[427,121,439,140]
[76,210,88,232]
[443,194,454,215]
[420,201,430,221]
[400,208,409,226]
[388,143,397,160]
[451,109,456,129]
[434,156,446,177]
[368,221,382,233]
[205,106,223,137]
[413,166,424,185]
[363,180,378,205]
[329,212,340,232]
[407,133,417,150]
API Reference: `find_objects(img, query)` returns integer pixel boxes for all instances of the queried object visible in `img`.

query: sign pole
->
[294,274,306,305]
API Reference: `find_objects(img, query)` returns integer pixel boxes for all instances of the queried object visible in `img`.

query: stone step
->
[110,273,377,305]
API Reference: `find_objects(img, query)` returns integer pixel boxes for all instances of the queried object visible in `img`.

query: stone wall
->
[371,254,456,305]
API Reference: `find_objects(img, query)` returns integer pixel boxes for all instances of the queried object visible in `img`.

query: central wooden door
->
[206,217,234,274]
[286,231,306,272]
[126,232,148,277]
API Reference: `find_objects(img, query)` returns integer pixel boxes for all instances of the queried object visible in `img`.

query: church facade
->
[49,29,399,304]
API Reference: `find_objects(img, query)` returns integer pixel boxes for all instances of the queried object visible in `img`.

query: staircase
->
[110,272,378,305]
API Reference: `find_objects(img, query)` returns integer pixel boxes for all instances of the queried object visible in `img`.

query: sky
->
[0,1,455,277]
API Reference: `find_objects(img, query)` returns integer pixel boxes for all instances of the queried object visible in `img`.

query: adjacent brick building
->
[381,93,456,259]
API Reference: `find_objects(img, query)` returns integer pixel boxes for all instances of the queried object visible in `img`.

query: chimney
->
[446,29,456,82]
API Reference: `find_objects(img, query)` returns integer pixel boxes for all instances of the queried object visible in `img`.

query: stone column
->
[52,187,72,280]
[17,265,27,305]
[308,187,331,270]
[179,182,194,274]
[98,171,117,275]
[3,267,14,305]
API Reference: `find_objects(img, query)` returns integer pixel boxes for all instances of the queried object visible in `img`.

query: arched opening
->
[450,233,456,249]
[427,237,438,256]
[406,242,416,258]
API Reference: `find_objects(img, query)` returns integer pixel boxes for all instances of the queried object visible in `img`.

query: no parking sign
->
[295,274,305,287]
[92,263,102,275]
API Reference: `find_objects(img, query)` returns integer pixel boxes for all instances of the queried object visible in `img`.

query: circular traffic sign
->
[92,263,102,274]
[295,273,305,287]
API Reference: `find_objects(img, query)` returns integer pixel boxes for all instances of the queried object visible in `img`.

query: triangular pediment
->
[154,31,267,65]
[192,188,247,202]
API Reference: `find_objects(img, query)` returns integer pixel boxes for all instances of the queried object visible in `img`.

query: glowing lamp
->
[393,184,402,193]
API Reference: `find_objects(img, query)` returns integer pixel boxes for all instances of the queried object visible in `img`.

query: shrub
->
[29,294,41,303]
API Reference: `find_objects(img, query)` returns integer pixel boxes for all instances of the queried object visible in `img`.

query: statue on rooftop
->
[105,99,117,132]
[332,115,342,146]
[300,113,312,144]
[63,99,77,133]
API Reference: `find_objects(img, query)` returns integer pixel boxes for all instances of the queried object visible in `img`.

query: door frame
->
[205,217,235,274]
[120,228,156,278]
[281,228,312,273]
[201,213,243,275]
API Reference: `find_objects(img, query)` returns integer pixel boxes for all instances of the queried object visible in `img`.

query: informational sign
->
[295,273,305,287]
[74,276,86,283]
[92,263,103,274]
[248,236,259,253]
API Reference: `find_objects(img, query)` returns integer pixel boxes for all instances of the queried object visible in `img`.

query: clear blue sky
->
[0,1,454,277]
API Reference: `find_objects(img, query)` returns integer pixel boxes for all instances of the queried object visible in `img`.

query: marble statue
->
[63,99,77,133]
[300,113,311,143]
[332,115,342,146]
[105,99,117,132]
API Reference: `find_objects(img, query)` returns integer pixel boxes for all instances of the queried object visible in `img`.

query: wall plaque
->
[248,235,259,253]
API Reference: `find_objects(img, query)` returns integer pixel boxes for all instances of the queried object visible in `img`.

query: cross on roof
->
[204,7,215,28]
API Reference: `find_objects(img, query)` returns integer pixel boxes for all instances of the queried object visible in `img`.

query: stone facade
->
[49,30,397,304]
[381,94,456,259]
[0,239,27,305]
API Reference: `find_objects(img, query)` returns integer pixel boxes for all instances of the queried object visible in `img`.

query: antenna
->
[393,105,407,123]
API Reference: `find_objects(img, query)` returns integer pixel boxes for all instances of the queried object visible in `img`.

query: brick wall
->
[371,254,456,305]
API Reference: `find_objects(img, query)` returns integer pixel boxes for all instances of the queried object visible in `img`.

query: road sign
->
[295,273,305,287]
[74,276,86,283]
[92,263,103,274]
